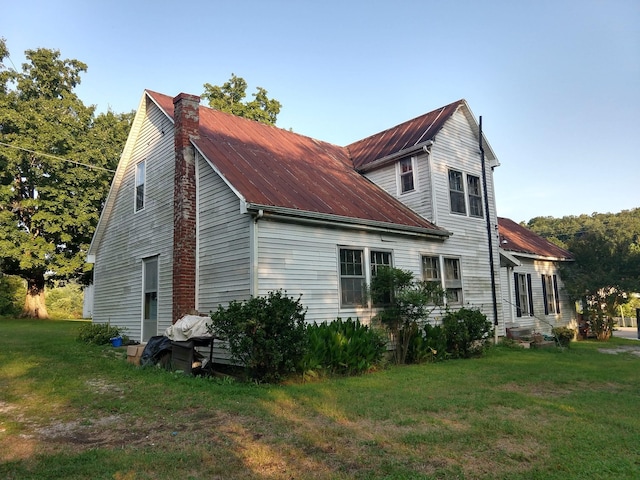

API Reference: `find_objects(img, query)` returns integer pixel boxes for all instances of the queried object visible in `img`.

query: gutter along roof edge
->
[245,203,451,239]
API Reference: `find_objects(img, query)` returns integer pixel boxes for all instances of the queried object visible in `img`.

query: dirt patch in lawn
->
[598,345,640,356]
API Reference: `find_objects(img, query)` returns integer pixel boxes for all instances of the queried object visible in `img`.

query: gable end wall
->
[91,99,175,340]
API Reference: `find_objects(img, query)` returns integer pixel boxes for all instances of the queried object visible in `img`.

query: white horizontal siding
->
[256,219,452,325]
[196,153,251,312]
[359,107,503,327]
[502,258,576,334]
[363,153,433,221]
[92,99,175,340]
[427,109,502,326]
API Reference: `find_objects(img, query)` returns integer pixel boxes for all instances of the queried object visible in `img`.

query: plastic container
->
[110,336,123,347]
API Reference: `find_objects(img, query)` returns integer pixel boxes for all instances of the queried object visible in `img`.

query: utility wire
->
[0,141,116,173]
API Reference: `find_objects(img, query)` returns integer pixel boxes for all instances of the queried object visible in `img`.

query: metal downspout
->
[251,209,264,296]
[479,117,500,342]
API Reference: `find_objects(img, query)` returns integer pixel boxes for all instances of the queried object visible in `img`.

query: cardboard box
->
[126,344,146,366]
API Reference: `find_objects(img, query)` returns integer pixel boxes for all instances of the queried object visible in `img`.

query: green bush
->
[552,326,575,348]
[442,308,493,358]
[0,274,25,316]
[303,318,386,375]
[46,282,85,319]
[77,322,128,345]
[370,266,445,364]
[403,323,449,363]
[208,290,308,383]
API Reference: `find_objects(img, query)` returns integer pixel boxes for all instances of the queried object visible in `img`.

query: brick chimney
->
[172,93,200,322]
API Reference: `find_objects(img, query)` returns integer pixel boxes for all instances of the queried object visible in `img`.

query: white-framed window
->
[448,169,483,218]
[421,255,463,305]
[467,175,483,218]
[443,257,463,305]
[339,247,393,307]
[448,169,466,214]
[421,255,440,283]
[514,273,534,317]
[340,248,365,307]
[542,274,560,315]
[370,250,393,306]
[398,157,415,194]
[135,160,146,212]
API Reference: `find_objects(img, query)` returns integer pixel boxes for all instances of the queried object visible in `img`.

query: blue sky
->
[2,0,638,222]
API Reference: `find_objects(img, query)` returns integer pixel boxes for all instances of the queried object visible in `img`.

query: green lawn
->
[1,318,639,479]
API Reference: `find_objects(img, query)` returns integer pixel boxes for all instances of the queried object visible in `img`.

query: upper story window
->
[449,170,466,214]
[399,157,415,194]
[542,274,560,315]
[467,175,483,217]
[448,169,483,218]
[135,161,146,212]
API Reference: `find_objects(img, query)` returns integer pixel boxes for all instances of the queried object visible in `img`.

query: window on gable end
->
[448,169,466,214]
[135,161,146,212]
[467,175,483,218]
[399,157,415,193]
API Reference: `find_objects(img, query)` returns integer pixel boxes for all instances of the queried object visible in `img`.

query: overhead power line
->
[0,141,116,173]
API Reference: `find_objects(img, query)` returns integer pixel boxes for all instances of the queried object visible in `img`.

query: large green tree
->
[0,39,133,318]
[202,73,282,125]
[527,209,640,339]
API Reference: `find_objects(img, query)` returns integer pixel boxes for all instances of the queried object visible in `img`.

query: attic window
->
[135,161,146,212]
[399,157,415,193]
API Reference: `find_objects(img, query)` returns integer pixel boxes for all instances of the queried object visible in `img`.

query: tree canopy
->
[0,39,133,317]
[202,73,281,125]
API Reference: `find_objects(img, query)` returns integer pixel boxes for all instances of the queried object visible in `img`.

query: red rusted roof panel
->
[147,90,445,233]
[498,217,573,259]
[347,100,465,169]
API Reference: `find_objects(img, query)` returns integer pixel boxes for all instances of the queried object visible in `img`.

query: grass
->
[0,319,639,479]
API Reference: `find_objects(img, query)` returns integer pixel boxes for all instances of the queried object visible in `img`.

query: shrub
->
[46,282,85,319]
[370,266,445,364]
[77,322,128,345]
[208,290,308,383]
[0,274,25,316]
[303,318,386,375]
[442,308,493,358]
[552,326,575,348]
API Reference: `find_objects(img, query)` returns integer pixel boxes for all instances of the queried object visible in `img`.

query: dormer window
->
[399,157,415,193]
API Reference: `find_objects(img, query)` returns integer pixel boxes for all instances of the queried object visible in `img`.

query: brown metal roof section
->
[347,99,466,170]
[498,217,573,260]
[146,90,447,235]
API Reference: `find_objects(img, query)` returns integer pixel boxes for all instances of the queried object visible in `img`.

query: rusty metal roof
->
[498,217,573,260]
[147,90,448,236]
[347,100,465,170]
